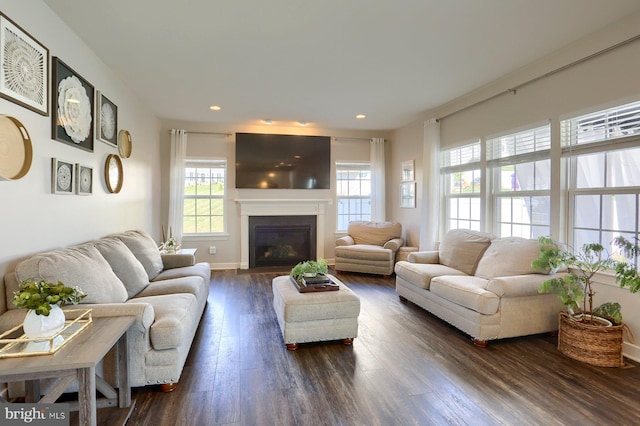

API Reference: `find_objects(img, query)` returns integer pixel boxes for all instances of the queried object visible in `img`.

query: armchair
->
[335,221,403,277]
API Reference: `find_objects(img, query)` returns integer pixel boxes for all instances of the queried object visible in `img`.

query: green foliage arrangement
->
[532,236,640,325]
[13,279,87,316]
[290,259,329,279]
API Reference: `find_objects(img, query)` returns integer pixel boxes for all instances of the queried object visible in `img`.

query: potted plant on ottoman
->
[533,236,640,367]
[13,278,87,340]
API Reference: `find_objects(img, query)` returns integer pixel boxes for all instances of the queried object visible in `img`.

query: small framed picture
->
[76,163,93,195]
[400,181,416,208]
[51,158,74,195]
[96,91,118,147]
[401,160,414,181]
[51,57,94,152]
[0,13,49,116]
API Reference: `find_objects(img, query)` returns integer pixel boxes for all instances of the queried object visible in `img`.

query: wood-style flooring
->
[104,270,640,425]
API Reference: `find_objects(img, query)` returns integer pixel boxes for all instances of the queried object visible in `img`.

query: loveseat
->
[335,221,403,276]
[394,229,564,346]
[0,230,210,391]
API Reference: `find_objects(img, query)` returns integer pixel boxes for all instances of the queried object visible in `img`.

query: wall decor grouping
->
[0,13,49,116]
[51,57,94,152]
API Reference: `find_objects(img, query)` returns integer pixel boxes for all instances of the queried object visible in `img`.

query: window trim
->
[182,158,227,236]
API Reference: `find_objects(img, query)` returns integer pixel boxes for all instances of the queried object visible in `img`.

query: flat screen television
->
[235,133,331,189]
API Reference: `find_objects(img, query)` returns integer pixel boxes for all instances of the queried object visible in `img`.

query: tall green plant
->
[533,236,640,325]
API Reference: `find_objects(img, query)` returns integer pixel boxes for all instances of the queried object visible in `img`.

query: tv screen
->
[235,133,331,189]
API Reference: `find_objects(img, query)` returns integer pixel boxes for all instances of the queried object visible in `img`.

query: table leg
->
[25,379,40,403]
[116,332,131,408]
[78,367,97,426]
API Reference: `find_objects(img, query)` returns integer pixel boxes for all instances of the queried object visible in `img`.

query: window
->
[488,124,551,238]
[441,142,482,231]
[183,160,226,234]
[563,100,640,256]
[336,163,371,231]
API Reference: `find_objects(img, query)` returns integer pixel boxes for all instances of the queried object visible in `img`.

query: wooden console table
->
[0,316,135,426]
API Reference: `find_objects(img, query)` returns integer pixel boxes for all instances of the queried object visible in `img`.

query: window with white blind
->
[441,142,482,232]
[488,124,551,238]
[183,160,226,234]
[563,100,640,259]
[336,162,371,232]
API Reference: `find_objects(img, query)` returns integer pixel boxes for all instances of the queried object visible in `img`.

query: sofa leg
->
[473,339,489,348]
[342,338,353,345]
[160,383,178,393]
[286,343,299,351]
[398,295,407,303]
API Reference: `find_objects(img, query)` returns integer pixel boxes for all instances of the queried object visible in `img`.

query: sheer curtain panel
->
[370,137,386,222]
[168,129,187,244]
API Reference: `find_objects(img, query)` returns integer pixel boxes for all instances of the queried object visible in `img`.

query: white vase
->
[23,305,65,338]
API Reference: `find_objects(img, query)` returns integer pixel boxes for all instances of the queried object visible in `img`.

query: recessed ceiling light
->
[298,121,308,126]
[264,119,273,125]
[356,114,366,119]
[209,105,221,111]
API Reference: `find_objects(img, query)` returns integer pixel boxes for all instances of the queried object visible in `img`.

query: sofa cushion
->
[438,229,494,275]
[335,244,393,261]
[153,262,211,284]
[430,275,499,315]
[394,261,466,290]
[115,230,164,280]
[135,276,207,301]
[14,244,128,304]
[475,237,547,279]
[94,237,149,298]
[348,221,402,246]
[135,293,199,350]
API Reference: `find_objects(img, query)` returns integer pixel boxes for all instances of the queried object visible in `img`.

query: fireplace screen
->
[249,215,317,268]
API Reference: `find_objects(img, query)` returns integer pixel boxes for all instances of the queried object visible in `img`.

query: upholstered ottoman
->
[272,275,361,350]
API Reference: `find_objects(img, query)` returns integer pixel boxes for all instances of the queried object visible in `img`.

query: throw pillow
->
[438,229,495,275]
[475,237,547,279]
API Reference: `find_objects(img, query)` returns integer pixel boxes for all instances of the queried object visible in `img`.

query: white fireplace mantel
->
[235,199,332,269]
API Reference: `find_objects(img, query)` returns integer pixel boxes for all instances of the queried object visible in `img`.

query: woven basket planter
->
[557,312,624,367]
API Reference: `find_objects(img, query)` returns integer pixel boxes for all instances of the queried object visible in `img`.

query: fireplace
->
[249,216,316,268]
[236,199,330,269]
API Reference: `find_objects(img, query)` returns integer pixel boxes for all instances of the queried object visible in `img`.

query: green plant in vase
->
[290,259,329,283]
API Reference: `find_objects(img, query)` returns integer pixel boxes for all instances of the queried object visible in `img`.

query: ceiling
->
[44,0,640,131]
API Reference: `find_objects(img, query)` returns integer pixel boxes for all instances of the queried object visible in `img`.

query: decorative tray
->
[0,309,92,358]
[290,275,340,293]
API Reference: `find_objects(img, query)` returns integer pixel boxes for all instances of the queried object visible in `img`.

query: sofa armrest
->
[77,302,155,332]
[407,251,439,264]
[384,238,404,251]
[162,253,195,269]
[486,272,566,298]
[336,236,355,247]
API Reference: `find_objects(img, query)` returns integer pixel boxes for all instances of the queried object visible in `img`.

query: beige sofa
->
[335,221,404,276]
[394,229,564,346]
[1,230,210,390]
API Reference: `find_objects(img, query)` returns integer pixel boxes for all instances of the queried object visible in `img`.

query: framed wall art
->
[76,163,93,195]
[51,57,94,152]
[0,13,49,116]
[51,158,74,195]
[401,160,414,182]
[400,181,416,208]
[96,91,117,147]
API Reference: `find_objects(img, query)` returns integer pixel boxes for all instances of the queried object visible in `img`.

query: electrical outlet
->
[209,246,216,255]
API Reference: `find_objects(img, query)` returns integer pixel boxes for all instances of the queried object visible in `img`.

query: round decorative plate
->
[118,129,132,158]
[0,115,33,180]
[104,154,123,193]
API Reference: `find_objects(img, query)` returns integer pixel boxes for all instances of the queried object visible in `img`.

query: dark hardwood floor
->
[112,270,640,425]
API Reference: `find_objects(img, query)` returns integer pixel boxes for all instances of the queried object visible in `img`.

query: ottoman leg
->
[286,343,299,351]
[342,338,354,345]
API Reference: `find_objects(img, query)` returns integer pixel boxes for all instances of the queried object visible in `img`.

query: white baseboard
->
[209,262,240,270]
[624,341,640,363]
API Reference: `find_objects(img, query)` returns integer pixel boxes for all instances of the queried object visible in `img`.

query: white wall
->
[160,119,391,268]
[391,10,640,360]
[0,1,161,283]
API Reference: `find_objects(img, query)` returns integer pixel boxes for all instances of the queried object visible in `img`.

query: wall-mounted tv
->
[235,132,331,189]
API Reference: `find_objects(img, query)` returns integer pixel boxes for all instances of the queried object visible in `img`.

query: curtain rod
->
[332,137,371,142]
[167,130,232,136]
[437,33,640,122]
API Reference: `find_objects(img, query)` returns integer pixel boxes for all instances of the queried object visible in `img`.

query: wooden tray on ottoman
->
[289,275,339,293]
